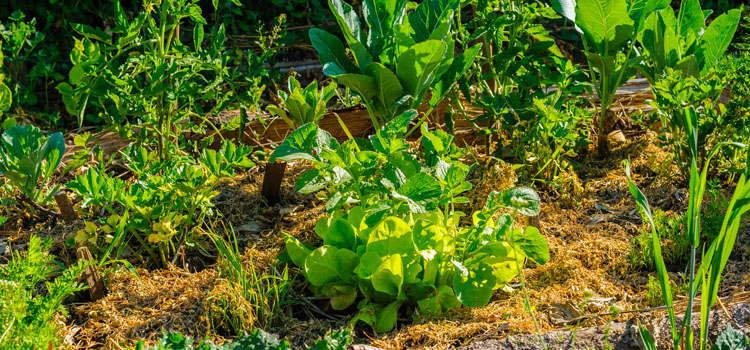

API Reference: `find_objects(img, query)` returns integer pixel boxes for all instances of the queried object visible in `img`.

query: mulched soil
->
[1,129,749,350]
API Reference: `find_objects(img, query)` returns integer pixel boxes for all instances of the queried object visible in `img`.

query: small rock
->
[608,130,627,142]
[237,221,265,234]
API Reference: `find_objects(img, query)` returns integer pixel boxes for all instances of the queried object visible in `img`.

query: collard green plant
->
[284,188,548,333]
[67,141,255,267]
[636,0,741,82]
[552,0,671,155]
[310,0,481,128]
[267,75,337,129]
[0,124,64,203]
[270,110,471,214]
[0,235,90,349]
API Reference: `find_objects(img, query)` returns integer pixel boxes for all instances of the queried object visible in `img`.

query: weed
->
[628,210,690,270]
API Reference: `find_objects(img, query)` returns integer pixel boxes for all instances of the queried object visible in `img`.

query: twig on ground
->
[17,194,62,219]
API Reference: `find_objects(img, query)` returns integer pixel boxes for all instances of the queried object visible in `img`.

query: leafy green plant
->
[284,187,548,333]
[0,124,64,204]
[647,68,728,179]
[267,75,337,129]
[636,0,741,83]
[628,210,689,270]
[136,328,353,350]
[57,0,245,160]
[310,0,480,128]
[627,132,750,350]
[712,325,748,350]
[67,141,255,267]
[552,0,667,155]
[0,10,45,114]
[0,235,90,349]
[460,0,589,162]
[270,110,471,214]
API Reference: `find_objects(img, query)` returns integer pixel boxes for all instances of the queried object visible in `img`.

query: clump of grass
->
[628,210,690,270]
[205,223,292,336]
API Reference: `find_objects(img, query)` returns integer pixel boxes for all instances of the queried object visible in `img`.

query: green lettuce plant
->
[284,188,548,332]
[0,124,64,203]
[267,75,337,129]
[310,0,480,128]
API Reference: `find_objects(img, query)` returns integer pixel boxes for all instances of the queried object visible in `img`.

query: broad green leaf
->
[371,254,404,296]
[575,0,634,55]
[43,132,65,179]
[326,218,357,250]
[396,40,447,97]
[452,260,496,308]
[676,0,704,37]
[408,0,459,43]
[374,300,402,333]
[502,187,541,216]
[417,284,461,315]
[335,248,360,283]
[310,28,359,74]
[333,74,378,102]
[296,169,326,194]
[304,246,342,287]
[510,226,550,265]
[366,217,415,257]
[551,0,577,22]
[285,236,312,270]
[396,173,442,202]
[364,62,403,117]
[697,9,741,73]
[330,284,359,310]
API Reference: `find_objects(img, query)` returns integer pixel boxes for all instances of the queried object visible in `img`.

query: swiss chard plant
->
[267,75,338,129]
[310,0,481,128]
[66,141,255,267]
[284,187,548,332]
[269,110,472,214]
[0,124,64,204]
